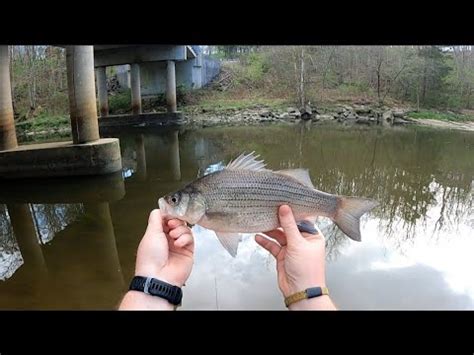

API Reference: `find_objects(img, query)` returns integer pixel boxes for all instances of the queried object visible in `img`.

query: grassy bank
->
[15,114,71,141]
[183,96,290,114]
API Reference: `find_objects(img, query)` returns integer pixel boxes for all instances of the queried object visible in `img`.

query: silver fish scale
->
[196,169,338,232]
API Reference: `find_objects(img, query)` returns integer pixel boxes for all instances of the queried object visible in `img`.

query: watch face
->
[305,287,323,298]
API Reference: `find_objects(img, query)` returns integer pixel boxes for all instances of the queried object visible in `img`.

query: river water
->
[0,123,473,309]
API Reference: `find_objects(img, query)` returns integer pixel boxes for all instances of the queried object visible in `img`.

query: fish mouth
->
[158,197,168,213]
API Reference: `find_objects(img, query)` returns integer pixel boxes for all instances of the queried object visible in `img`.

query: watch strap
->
[284,286,329,307]
[129,276,183,306]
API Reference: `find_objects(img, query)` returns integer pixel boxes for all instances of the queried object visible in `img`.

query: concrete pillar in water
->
[135,134,147,181]
[66,46,100,144]
[166,60,177,113]
[7,204,47,275]
[130,63,142,115]
[170,130,181,181]
[0,46,18,151]
[96,66,109,117]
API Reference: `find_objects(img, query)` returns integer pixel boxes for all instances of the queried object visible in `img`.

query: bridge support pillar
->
[130,63,142,115]
[166,60,177,113]
[96,66,109,117]
[66,46,100,144]
[0,45,122,179]
[0,46,18,151]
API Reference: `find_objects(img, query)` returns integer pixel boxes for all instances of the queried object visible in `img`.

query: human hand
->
[119,209,194,310]
[134,209,194,288]
[255,205,336,310]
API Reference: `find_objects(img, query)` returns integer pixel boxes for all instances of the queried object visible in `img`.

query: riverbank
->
[13,100,474,142]
[184,102,474,132]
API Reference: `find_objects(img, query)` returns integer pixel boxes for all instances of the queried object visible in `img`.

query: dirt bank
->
[410,119,474,132]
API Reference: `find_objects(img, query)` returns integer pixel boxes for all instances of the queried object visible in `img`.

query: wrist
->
[285,278,327,298]
[134,266,186,288]
[124,276,184,309]
[120,290,175,310]
[288,295,335,310]
[135,273,181,287]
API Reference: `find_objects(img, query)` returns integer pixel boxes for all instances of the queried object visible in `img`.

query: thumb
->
[278,205,303,245]
[144,209,165,236]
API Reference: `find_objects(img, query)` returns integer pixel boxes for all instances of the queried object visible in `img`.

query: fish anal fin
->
[215,232,243,257]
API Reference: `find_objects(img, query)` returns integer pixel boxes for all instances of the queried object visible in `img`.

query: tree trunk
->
[299,47,305,108]
[293,50,299,104]
[9,46,14,112]
[466,88,472,109]
[26,46,37,112]
[421,65,427,106]
[321,47,336,102]
[377,68,381,102]
[376,55,383,103]
[416,82,420,111]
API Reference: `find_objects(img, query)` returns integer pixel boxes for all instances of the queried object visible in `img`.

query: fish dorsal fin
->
[226,151,267,172]
[215,232,242,257]
[275,169,314,188]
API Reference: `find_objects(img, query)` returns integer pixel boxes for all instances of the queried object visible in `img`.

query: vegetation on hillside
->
[8,45,474,136]
[198,45,474,121]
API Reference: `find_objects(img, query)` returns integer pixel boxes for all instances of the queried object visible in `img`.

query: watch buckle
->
[143,277,152,295]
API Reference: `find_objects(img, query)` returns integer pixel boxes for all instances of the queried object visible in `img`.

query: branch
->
[381,62,408,103]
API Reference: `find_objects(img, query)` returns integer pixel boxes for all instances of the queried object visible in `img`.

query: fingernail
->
[279,205,290,216]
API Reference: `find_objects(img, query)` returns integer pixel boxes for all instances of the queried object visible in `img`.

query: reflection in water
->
[326,226,474,310]
[0,124,472,309]
[135,134,147,181]
[31,203,84,244]
[0,200,125,309]
[80,203,125,289]
[0,205,22,280]
[7,204,48,276]
[169,130,181,181]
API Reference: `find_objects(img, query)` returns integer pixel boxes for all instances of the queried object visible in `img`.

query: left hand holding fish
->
[255,205,337,310]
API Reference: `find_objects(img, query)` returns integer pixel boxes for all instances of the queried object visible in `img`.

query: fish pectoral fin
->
[215,232,243,257]
[274,169,314,188]
[296,220,319,235]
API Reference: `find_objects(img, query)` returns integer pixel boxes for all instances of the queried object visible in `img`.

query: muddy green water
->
[0,123,473,309]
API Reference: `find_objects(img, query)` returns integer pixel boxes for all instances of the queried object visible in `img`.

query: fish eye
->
[169,193,180,204]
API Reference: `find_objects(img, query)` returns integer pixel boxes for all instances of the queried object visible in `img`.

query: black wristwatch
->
[129,276,183,306]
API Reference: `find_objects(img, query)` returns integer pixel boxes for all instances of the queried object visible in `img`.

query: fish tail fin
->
[332,196,379,241]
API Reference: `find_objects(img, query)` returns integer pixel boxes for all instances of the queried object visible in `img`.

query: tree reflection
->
[0,204,23,281]
[180,125,473,252]
[31,203,84,244]
[0,202,85,282]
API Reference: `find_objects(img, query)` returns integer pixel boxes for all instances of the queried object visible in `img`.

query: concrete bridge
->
[0,45,220,179]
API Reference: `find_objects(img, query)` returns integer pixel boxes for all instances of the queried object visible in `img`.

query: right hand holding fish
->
[255,205,337,310]
[134,209,195,288]
[119,209,194,310]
